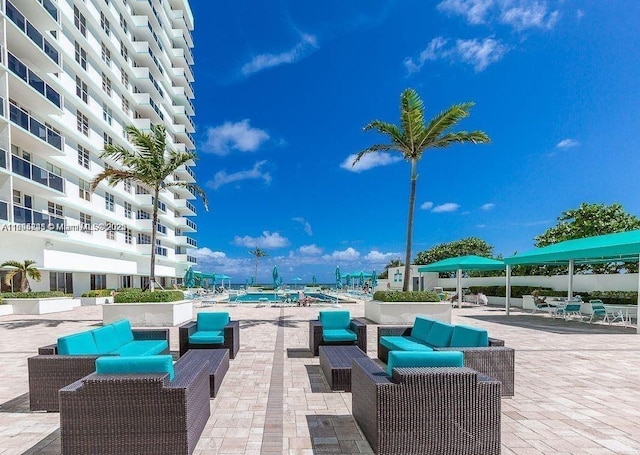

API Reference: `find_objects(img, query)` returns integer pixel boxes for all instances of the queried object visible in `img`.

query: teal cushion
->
[189,330,224,344]
[425,321,455,347]
[319,310,351,330]
[387,351,463,376]
[322,329,357,342]
[92,325,120,353]
[381,336,434,352]
[96,355,175,380]
[197,312,230,331]
[410,317,435,343]
[114,340,168,356]
[449,325,489,347]
[57,331,99,355]
[111,319,134,345]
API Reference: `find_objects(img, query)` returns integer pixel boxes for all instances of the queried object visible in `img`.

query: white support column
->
[568,260,574,298]
[506,265,511,316]
[637,255,640,334]
[457,268,462,309]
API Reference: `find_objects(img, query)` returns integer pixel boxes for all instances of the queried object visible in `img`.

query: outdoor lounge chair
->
[588,300,624,324]
[553,302,583,320]
[308,310,367,356]
[179,311,240,358]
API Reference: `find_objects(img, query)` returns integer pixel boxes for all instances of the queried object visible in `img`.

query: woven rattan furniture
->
[351,356,501,455]
[28,327,169,412]
[59,349,212,455]
[319,345,367,392]
[309,316,367,356]
[377,325,515,397]
[180,348,229,397]
[178,315,240,359]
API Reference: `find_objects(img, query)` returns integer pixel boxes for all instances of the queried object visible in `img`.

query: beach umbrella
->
[335,266,342,289]
[371,270,377,287]
[184,266,195,288]
[272,266,280,289]
[359,272,365,286]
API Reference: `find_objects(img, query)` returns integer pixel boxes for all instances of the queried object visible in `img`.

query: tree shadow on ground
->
[304,365,329,393]
[21,429,60,455]
[305,414,369,454]
[0,319,101,330]
[465,313,636,335]
[0,392,30,413]
[240,315,301,329]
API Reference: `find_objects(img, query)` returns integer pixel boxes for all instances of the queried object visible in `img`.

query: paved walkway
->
[1,302,640,454]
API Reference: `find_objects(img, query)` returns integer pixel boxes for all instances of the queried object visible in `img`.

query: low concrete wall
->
[0,305,13,316]
[103,301,193,327]
[365,300,452,324]
[80,296,114,306]
[7,298,81,315]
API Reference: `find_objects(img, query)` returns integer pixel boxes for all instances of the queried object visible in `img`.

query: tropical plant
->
[249,247,268,285]
[414,237,494,277]
[378,258,403,279]
[91,124,208,292]
[354,88,490,291]
[0,260,41,292]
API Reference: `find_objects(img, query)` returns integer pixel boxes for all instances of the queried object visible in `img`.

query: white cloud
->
[404,37,450,73]
[437,0,495,24]
[241,34,318,76]
[364,250,400,263]
[298,244,323,255]
[421,201,434,210]
[233,231,289,248]
[324,247,361,261]
[292,217,313,236]
[207,160,271,190]
[481,203,495,210]
[432,202,460,213]
[576,9,584,21]
[500,2,559,31]
[556,138,579,149]
[455,38,509,71]
[200,119,269,156]
[476,224,487,228]
[341,153,402,173]
[191,248,227,260]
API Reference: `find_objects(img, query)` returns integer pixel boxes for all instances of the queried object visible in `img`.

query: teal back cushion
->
[319,311,351,330]
[197,312,230,331]
[449,325,489,347]
[58,331,99,355]
[92,325,120,353]
[425,321,455,347]
[387,351,463,376]
[96,355,175,380]
[410,317,435,343]
[111,319,134,345]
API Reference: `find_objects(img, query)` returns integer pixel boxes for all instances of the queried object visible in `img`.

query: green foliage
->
[249,248,269,284]
[0,291,67,299]
[81,289,115,297]
[588,291,638,305]
[373,290,441,302]
[414,238,496,277]
[1,259,42,292]
[468,286,555,298]
[114,290,184,303]
[379,258,403,279]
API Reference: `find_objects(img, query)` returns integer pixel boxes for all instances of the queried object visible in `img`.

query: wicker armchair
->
[377,325,515,397]
[59,351,211,455]
[351,356,501,455]
[179,314,240,358]
[309,313,367,356]
[28,328,169,412]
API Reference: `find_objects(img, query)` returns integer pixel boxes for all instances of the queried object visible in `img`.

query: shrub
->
[0,291,68,299]
[468,286,557,298]
[81,289,115,297]
[114,290,184,303]
[373,290,441,302]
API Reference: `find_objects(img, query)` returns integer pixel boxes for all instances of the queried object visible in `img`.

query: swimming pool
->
[228,292,338,303]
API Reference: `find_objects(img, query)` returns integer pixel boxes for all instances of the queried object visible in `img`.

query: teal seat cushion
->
[410,317,435,343]
[380,336,433,352]
[449,325,489,347]
[96,355,175,380]
[92,325,120,354]
[111,319,134,345]
[57,331,99,355]
[319,311,351,330]
[387,351,463,377]
[114,340,168,356]
[322,329,357,342]
[425,321,455,348]
[189,330,224,344]
[197,312,230,331]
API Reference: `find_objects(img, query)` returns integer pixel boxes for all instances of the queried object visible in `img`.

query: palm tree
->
[249,248,268,285]
[91,124,208,292]
[1,260,41,292]
[379,258,403,279]
[354,88,490,291]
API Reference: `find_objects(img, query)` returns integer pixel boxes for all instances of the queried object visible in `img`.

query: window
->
[124,228,132,244]
[48,202,63,217]
[78,179,91,201]
[46,163,61,176]
[76,111,89,136]
[120,41,129,63]
[105,192,114,211]
[138,233,151,244]
[13,189,23,205]
[119,13,128,33]
[100,12,110,36]
[79,212,92,233]
[75,42,87,70]
[76,76,88,103]
[103,133,113,147]
[101,73,112,96]
[106,228,115,240]
[103,104,112,125]
[121,275,132,289]
[50,272,73,293]
[137,210,150,220]
[91,274,107,290]
[74,6,86,37]
[101,42,111,66]
[122,96,129,116]
[78,145,90,169]
[123,179,131,193]
[121,70,129,88]
[124,201,132,218]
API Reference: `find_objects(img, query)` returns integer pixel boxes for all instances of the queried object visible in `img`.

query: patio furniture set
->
[534,297,632,325]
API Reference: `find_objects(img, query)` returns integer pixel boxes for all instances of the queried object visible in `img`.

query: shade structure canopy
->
[418,255,505,272]
[184,267,196,288]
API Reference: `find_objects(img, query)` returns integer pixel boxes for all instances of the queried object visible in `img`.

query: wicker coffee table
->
[319,345,368,392]
[180,348,229,397]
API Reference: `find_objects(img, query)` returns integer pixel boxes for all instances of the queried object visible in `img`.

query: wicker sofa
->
[308,310,367,356]
[351,355,501,455]
[28,319,169,412]
[377,316,515,396]
[179,312,240,358]
[59,351,211,455]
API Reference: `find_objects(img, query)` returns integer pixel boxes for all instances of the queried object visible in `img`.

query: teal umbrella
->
[184,266,195,288]
[272,266,280,289]
[371,270,378,287]
[312,275,317,286]
[335,266,342,289]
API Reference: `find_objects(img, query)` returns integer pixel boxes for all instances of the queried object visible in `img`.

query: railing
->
[186,218,196,230]
[12,205,64,231]
[9,103,63,150]
[0,201,8,221]
[8,53,61,108]
[186,200,196,214]
[6,1,59,65]
[11,155,64,192]
[186,236,197,247]
[157,223,167,235]
[38,0,59,22]
[187,255,197,264]
[156,245,167,256]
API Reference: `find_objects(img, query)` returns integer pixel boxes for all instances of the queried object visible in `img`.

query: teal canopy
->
[184,267,195,288]
[418,255,505,272]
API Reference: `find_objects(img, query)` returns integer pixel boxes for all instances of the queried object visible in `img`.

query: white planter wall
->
[0,305,13,316]
[7,298,81,314]
[103,301,193,327]
[80,296,114,306]
[365,300,452,324]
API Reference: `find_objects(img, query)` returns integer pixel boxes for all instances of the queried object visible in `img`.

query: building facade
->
[0,0,197,295]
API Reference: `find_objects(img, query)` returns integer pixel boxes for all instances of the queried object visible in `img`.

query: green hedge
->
[373,291,441,302]
[114,290,184,303]
[0,291,68,299]
[81,289,115,297]
[467,286,638,304]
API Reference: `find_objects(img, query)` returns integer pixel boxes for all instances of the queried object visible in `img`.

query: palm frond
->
[431,130,491,148]
[352,144,398,166]
[165,182,209,211]
[363,121,410,151]
[1,260,27,269]
[99,143,136,164]
[399,88,425,151]
[419,102,475,148]
[90,169,139,193]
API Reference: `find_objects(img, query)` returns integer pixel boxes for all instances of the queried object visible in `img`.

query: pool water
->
[228,292,337,303]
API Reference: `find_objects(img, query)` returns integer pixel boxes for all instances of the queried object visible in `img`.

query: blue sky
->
[187,0,640,285]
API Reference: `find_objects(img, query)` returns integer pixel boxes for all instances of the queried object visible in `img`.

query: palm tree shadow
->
[0,319,101,330]
[305,414,369,454]
[240,315,301,329]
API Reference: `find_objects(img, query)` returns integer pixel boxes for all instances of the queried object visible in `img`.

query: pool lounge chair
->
[588,300,624,325]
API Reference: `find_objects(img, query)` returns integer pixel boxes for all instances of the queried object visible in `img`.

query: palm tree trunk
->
[403,158,418,292]
[149,186,160,292]
[254,258,259,285]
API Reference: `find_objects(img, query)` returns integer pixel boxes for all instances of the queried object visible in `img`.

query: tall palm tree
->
[1,260,41,292]
[249,247,268,285]
[354,88,490,291]
[91,124,208,292]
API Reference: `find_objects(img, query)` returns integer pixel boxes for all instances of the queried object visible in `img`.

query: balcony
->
[11,154,64,193]
[7,52,62,113]
[9,103,63,151]
[12,204,64,232]
[174,235,197,248]
[173,198,196,216]
[11,0,59,29]
[173,216,196,232]
[0,149,6,170]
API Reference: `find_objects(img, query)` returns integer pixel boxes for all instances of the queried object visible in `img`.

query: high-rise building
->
[0,0,197,295]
